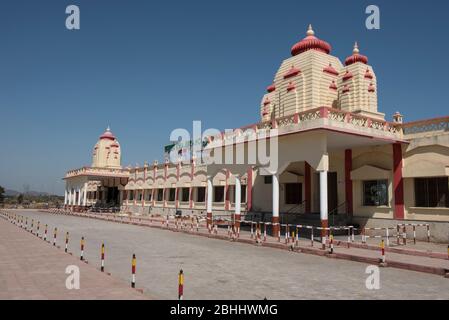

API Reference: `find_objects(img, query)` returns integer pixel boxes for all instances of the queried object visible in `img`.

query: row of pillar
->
[204,169,329,236]
[64,182,88,207]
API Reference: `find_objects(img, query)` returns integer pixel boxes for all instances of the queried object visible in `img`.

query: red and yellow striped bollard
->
[178,269,184,300]
[131,254,136,288]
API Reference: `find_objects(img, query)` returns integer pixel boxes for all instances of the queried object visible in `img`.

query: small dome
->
[291,25,332,56]
[266,84,276,93]
[283,65,301,79]
[323,63,339,76]
[345,42,368,66]
[99,126,116,140]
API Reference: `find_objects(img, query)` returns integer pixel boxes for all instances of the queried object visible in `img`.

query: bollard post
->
[131,254,136,288]
[101,243,105,272]
[311,227,314,247]
[80,237,85,261]
[295,227,299,247]
[37,221,40,238]
[53,228,57,246]
[362,228,366,244]
[413,225,416,245]
[402,225,407,245]
[397,225,400,245]
[380,239,386,264]
[25,217,28,230]
[329,235,334,254]
[250,222,254,239]
[285,224,289,244]
[65,232,69,252]
[427,225,431,242]
[263,223,267,242]
[31,219,34,234]
[178,269,184,300]
[44,224,48,242]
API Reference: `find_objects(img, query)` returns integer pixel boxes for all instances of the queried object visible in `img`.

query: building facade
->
[64,26,449,234]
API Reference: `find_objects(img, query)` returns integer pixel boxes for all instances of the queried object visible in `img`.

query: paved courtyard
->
[4,210,449,300]
[0,215,148,300]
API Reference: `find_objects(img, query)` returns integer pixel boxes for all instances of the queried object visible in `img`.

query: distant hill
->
[4,189,20,197]
[4,189,52,197]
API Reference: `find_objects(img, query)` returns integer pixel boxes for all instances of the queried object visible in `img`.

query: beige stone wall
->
[403,132,449,221]
[260,50,343,120]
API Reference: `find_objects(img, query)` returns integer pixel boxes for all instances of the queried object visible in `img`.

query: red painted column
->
[247,167,253,212]
[304,162,311,213]
[344,149,353,216]
[393,143,405,220]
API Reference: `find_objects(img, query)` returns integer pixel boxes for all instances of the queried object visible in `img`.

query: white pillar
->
[234,175,241,215]
[319,171,328,223]
[70,188,74,205]
[77,187,81,206]
[83,183,88,206]
[272,174,279,218]
[64,189,68,205]
[207,176,213,214]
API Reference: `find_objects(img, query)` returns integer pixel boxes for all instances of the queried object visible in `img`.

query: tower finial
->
[106,125,111,131]
[307,24,315,36]
[353,42,360,54]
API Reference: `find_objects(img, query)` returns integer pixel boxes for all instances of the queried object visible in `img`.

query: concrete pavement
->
[0,216,149,300]
[3,210,449,300]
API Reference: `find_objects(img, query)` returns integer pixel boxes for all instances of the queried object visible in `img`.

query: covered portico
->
[203,112,407,237]
[63,167,129,211]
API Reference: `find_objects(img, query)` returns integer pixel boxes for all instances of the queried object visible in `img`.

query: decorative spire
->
[307,24,315,36]
[345,42,368,66]
[353,42,360,54]
[99,126,116,140]
[291,25,332,56]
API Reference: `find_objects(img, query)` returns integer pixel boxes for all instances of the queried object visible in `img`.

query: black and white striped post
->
[329,234,334,254]
[80,237,85,261]
[44,224,48,242]
[53,227,57,246]
[100,243,105,272]
[65,232,69,253]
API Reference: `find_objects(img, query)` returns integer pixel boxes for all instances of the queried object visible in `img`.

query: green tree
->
[17,193,24,204]
[0,186,4,203]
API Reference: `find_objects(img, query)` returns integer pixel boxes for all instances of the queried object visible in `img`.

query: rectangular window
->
[285,183,302,205]
[181,188,190,202]
[168,188,176,202]
[137,191,143,201]
[146,190,152,201]
[157,189,164,202]
[128,191,134,201]
[415,177,449,208]
[264,176,272,184]
[214,186,225,202]
[196,187,206,203]
[363,180,388,206]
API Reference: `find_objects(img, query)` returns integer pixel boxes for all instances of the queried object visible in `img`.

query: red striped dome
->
[345,42,368,66]
[100,127,116,140]
[291,25,331,56]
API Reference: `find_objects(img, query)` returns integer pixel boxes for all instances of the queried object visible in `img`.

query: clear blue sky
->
[0,0,448,195]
